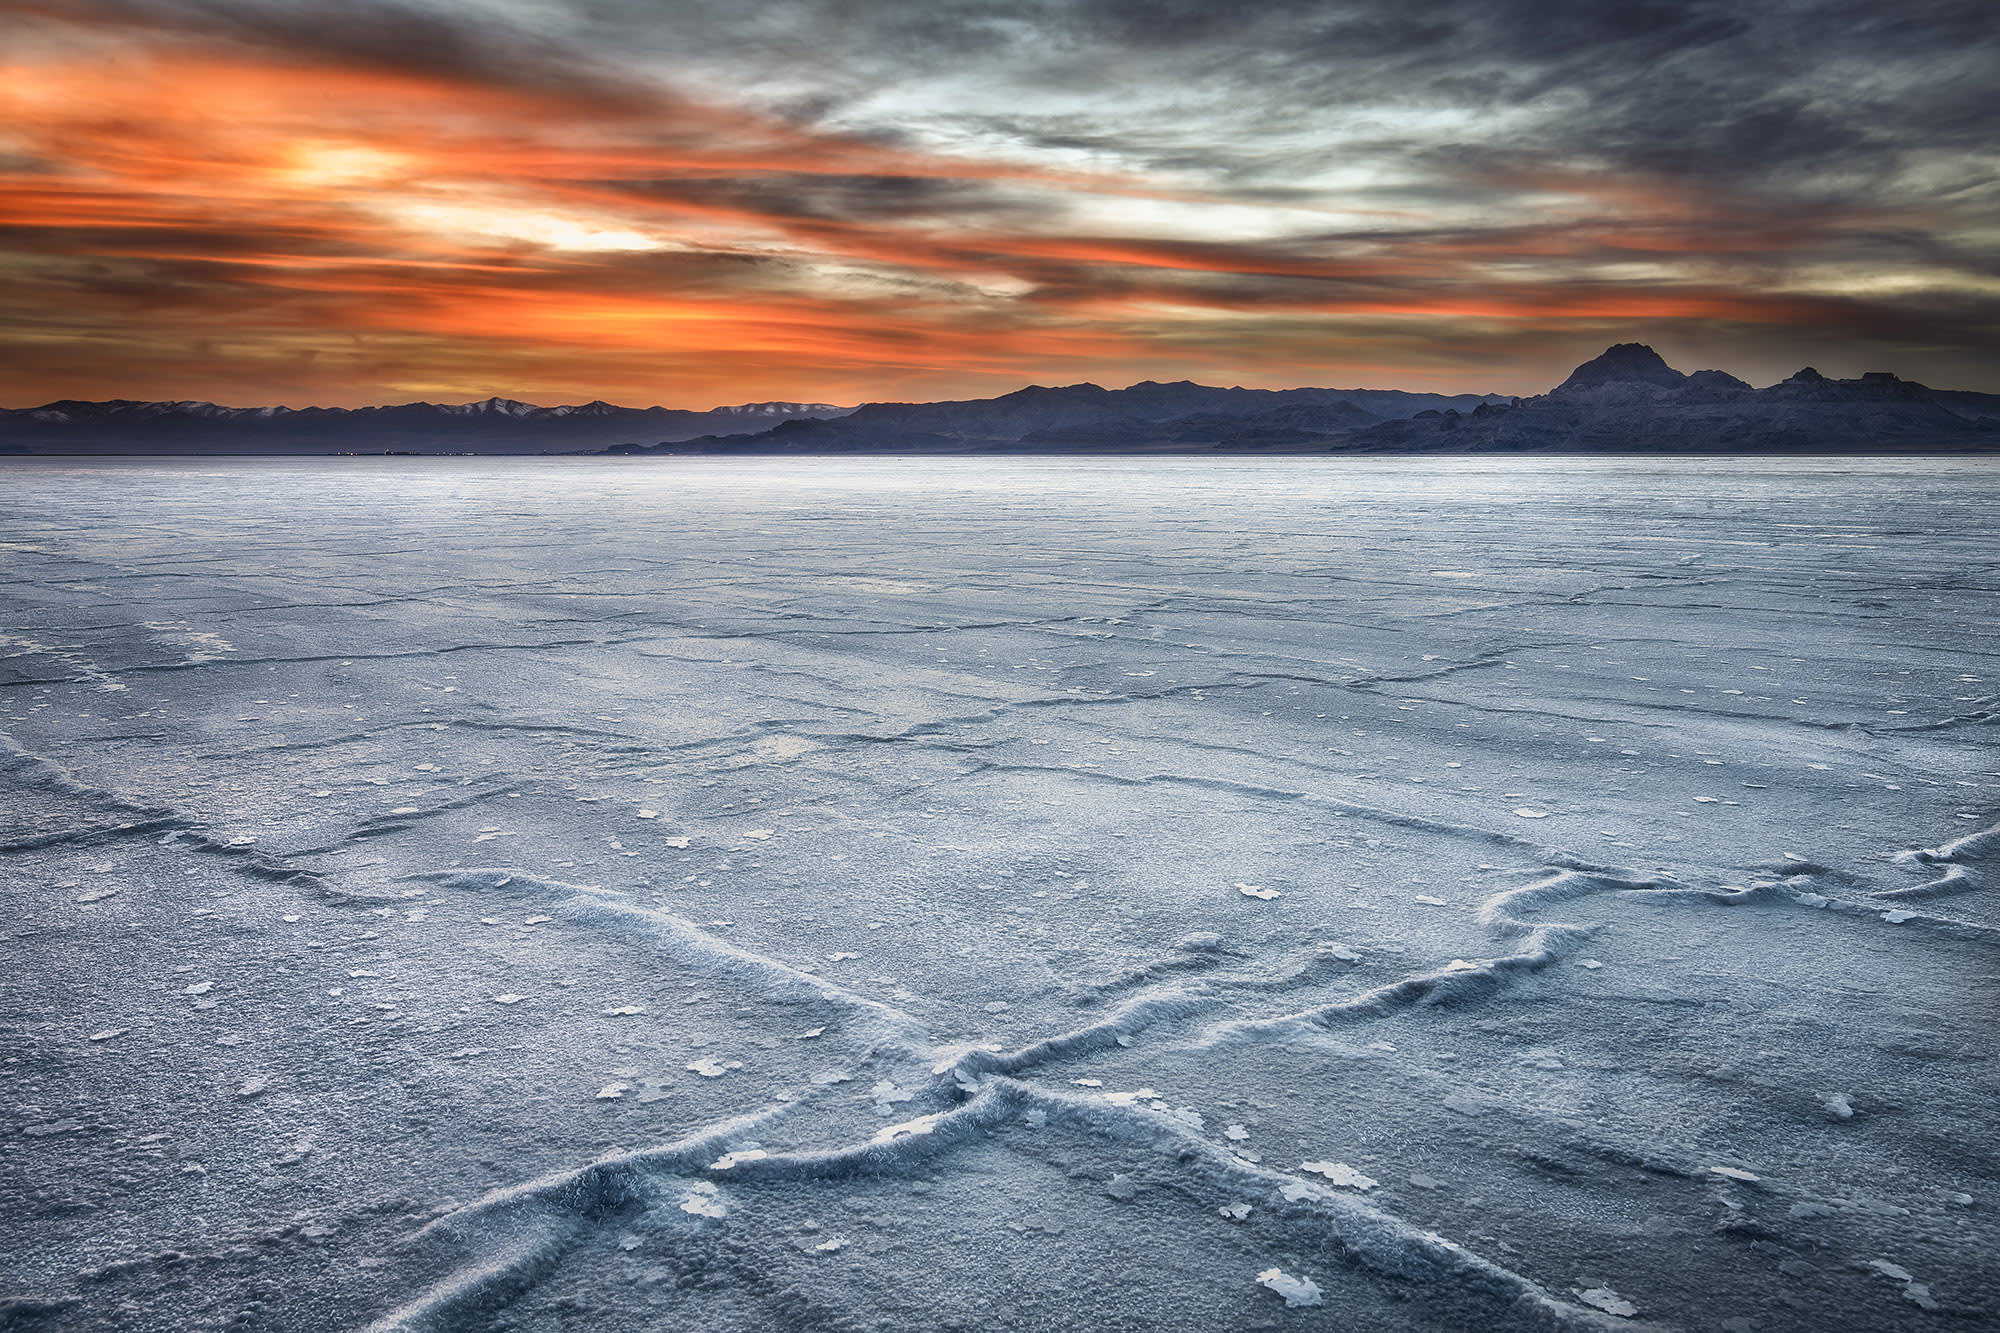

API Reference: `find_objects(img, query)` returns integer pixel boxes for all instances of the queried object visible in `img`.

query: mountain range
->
[3,346,1996,455]
[0,397,851,455]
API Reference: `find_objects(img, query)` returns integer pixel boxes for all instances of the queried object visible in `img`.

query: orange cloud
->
[1,18,1987,407]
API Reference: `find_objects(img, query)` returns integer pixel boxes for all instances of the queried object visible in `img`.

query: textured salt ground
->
[1,456,1996,1332]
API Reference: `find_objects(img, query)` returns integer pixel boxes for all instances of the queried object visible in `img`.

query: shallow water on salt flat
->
[1,456,1996,1331]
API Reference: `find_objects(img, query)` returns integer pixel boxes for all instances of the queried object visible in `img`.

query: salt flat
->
[1,456,1995,1332]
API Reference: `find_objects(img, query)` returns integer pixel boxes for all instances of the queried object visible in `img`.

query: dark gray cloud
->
[36,0,1993,211]
[626,1,1995,193]
[13,0,666,107]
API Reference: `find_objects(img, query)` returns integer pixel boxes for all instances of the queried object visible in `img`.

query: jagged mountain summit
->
[3,348,1995,455]
[1547,342,1714,395]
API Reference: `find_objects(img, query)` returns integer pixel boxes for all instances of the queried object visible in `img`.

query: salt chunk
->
[1301,1161,1377,1190]
[686,1058,739,1078]
[282,914,300,923]
[1414,894,1447,905]
[711,1149,768,1170]
[635,810,659,819]
[813,1237,848,1253]
[872,1114,941,1145]
[662,837,692,849]
[1576,1286,1637,1317]
[236,1075,268,1098]
[1105,1173,1139,1201]
[1783,852,1808,862]
[793,1027,826,1040]
[1224,1124,1251,1141]
[1821,1093,1854,1120]
[76,887,120,903]
[602,1005,645,1016]
[742,829,774,840]
[1794,892,1831,907]
[1882,910,1915,924]
[1709,1165,1761,1182]
[184,981,214,995]
[1866,1259,1913,1283]
[347,970,378,978]
[1023,1108,1048,1128]
[1219,1202,1253,1221]
[1256,1268,1323,1308]
[1512,808,1551,819]
[1237,884,1280,900]
[1577,959,1604,969]
[680,1183,727,1218]
[872,1078,914,1102]
[492,994,525,1005]
[826,952,860,961]
[1071,1078,1103,1087]
[524,915,553,925]
[596,1082,630,1100]
[88,1028,127,1042]
[1279,1181,1318,1202]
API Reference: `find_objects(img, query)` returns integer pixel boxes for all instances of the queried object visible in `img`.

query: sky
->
[2,1,1996,408]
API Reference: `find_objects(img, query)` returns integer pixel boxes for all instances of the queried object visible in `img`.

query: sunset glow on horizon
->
[3,1,1995,408]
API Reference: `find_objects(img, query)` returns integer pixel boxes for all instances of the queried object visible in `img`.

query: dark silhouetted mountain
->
[1549,342,1689,396]
[0,398,852,455]
[610,382,1496,454]
[1344,349,1998,454]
